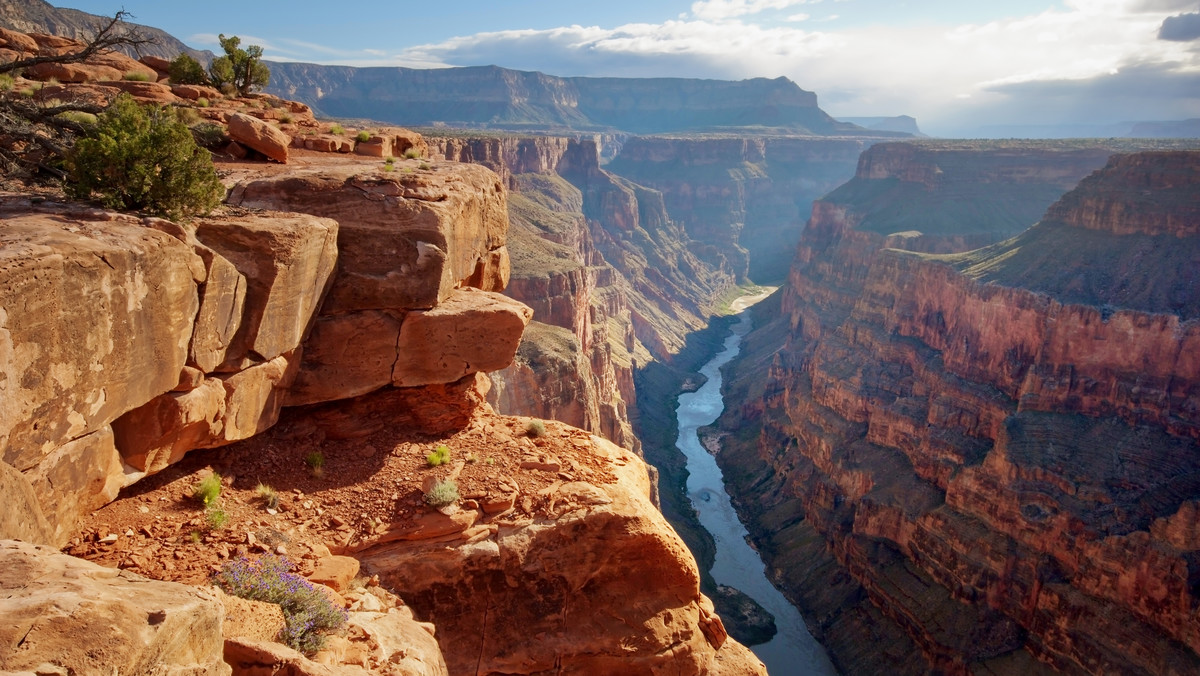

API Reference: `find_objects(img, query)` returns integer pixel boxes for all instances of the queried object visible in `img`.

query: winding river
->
[676,297,836,676]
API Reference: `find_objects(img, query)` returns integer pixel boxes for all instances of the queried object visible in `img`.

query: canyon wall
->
[606,136,872,281]
[718,146,1200,673]
[429,134,742,453]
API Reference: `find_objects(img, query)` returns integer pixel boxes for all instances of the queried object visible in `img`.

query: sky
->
[61,0,1200,136]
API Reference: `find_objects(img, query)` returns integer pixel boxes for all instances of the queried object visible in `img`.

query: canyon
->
[717,143,1200,674]
[6,8,1200,674]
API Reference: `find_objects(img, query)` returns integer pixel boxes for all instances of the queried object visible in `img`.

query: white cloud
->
[690,0,813,21]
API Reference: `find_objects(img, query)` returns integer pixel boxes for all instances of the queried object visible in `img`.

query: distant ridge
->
[265,62,881,135]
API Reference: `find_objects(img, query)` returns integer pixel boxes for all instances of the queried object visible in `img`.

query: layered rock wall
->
[0,161,528,546]
[719,146,1200,674]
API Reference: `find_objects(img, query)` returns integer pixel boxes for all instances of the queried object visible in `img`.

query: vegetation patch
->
[426,445,451,467]
[424,479,459,508]
[214,554,347,655]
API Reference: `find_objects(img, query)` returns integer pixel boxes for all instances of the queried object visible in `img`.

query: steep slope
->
[717,147,1200,674]
[0,0,208,60]
[606,136,874,281]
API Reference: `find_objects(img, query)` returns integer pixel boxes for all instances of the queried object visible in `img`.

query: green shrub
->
[278,111,293,123]
[426,445,451,467]
[66,93,224,221]
[384,155,395,165]
[419,162,431,170]
[424,479,459,508]
[214,555,347,655]
[355,130,370,142]
[402,147,420,159]
[123,71,151,82]
[525,420,546,438]
[305,451,325,478]
[0,74,14,92]
[193,472,222,506]
[168,53,208,85]
[195,97,210,108]
[55,110,97,126]
[329,123,345,136]
[190,121,226,148]
[174,106,200,126]
[206,506,229,530]
[255,482,279,510]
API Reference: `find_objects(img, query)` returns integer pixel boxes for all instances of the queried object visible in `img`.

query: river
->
[675,296,837,676]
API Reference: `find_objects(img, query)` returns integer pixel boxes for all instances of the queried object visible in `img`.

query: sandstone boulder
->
[393,287,532,387]
[0,461,53,545]
[173,84,223,101]
[308,556,360,592]
[285,311,403,407]
[217,588,287,643]
[26,61,122,83]
[193,212,338,371]
[226,164,509,312]
[113,351,301,473]
[227,112,290,163]
[0,540,228,675]
[189,247,247,373]
[342,608,448,676]
[96,79,178,103]
[0,214,200,476]
[0,27,38,53]
[25,426,127,546]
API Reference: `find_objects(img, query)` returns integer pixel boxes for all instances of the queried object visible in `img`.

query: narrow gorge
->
[717,144,1200,674]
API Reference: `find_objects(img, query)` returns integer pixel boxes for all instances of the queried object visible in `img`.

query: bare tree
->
[0,11,157,179]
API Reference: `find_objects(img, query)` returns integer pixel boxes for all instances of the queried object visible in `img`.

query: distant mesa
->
[837,115,925,136]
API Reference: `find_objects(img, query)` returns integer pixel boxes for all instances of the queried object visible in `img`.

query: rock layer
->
[718,147,1200,674]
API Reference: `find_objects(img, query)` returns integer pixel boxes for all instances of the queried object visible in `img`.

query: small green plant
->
[279,111,293,123]
[193,472,222,506]
[424,479,459,508]
[55,110,97,126]
[305,451,326,478]
[0,74,14,92]
[525,420,546,438]
[355,130,371,142]
[214,555,348,655]
[175,106,201,126]
[66,93,224,221]
[189,530,202,544]
[466,453,479,464]
[426,445,451,467]
[384,155,395,165]
[256,482,280,509]
[329,123,345,136]
[402,147,420,159]
[485,457,496,466]
[419,162,431,170]
[195,97,210,108]
[123,71,151,82]
[18,87,36,97]
[383,164,395,172]
[190,121,226,148]
[206,505,229,530]
[168,53,208,85]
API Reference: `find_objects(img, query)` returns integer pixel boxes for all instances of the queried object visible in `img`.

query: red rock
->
[0,461,54,545]
[27,61,122,83]
[95,79,177,103]
[0,27,38,53]
[226,112,290,163]
[172,84,222,101]
[392,287,532,387]
[308,556,360,592]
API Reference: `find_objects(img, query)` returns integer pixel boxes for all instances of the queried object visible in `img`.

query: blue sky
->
[61,0,1200,135]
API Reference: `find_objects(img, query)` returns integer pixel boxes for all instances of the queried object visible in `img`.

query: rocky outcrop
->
[718,147,1200,673]
[0,539,229,675]
[0,156,527,544]
[355,434,765,675]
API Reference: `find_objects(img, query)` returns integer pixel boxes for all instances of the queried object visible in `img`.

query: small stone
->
[275,545,287,556]
[138,505,150,514]
[99,534,119,545]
